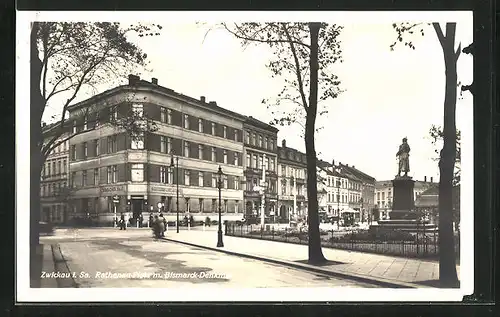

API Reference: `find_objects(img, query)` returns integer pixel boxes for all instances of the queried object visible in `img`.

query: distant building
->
[277,139,308,221]
[40,122,71,224]
[337,162,376,222]
[374,176,437,219]
[242,116,279,220]
[317,160,362,220]
[415,184,460,227]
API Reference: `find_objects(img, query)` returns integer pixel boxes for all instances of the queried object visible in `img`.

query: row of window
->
[42,158,68,178]
[326,193,361,204]
[244,130,276,151]
[325,177,362,190]
[245,151,276,171]
[279,165,307,179]
[71,164,241,189]
[158,197,240,213]
[377,200,392,208]
[70,135,242,167]
[72,103,244,143]
[279,180,306,196]
[245,177,277,194]
[159,105,241,142]
[376,191,392,201]
[47,140,69,156]
[41,181,68,197]
[41,205,66,223]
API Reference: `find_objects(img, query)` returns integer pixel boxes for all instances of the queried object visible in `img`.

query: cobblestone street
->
[43,228,377,288]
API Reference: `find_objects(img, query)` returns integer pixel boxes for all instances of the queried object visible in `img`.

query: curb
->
[163,238,422,289]
[51,244,79,288]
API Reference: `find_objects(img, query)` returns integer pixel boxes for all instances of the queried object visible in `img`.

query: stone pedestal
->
[390,177,416,220]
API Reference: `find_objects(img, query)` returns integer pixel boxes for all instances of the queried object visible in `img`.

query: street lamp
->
[170,152,180,233]
[337,179,341,227]
[216,166,224,247]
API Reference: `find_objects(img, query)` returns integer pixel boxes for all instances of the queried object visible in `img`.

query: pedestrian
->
[149,213,154,228]
[139,213,144,228]
[119,213,125,230]
[157,213,166,237]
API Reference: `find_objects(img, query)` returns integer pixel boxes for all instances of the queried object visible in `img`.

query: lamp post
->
[216,166,224,247]
[292,175,296,222]
[337,179,341,227]
[170,152,180,233]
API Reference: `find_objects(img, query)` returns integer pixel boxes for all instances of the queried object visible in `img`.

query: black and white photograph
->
[16,11,473,302]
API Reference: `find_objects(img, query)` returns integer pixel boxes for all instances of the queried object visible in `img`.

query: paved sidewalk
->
[164,231,461,288]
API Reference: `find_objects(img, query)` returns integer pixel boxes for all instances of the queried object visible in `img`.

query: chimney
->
[332,159,335,166]
[209,101,217,106]
[200,96,206,103]
[282,139,286,148]
[42,122,46,127]
[151,78,158,85]
[128,74,140,85]
[346,164,349,167]
[431,177,433,183]
[424,176,427,182]
[352,165,355,168]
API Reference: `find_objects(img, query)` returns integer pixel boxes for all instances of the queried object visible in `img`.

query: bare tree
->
[429,125,461,186]
[391,22,467,287]
[213,22,343,264]
[30,22,161,270]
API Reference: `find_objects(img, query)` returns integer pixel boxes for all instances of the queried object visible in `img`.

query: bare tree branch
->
[282,24,309,112]
[432,23,446,46]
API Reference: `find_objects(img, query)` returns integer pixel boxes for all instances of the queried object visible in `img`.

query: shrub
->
[331,229,416,242]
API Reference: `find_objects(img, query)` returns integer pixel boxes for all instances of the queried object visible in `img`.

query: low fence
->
[225,223,460,260]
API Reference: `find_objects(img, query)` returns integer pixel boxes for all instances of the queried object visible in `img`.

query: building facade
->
[276,139,308,222]
[242,117,279,221]
[337,162,375,222]
[40,123,70,224]
[317,160,350,217]
[67,75,246,224]
[374,176,437,219]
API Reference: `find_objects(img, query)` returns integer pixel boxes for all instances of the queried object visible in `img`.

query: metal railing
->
[225,223,460,260]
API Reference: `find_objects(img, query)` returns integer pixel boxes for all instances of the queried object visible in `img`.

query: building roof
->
[277,146,307,167]
[244,116,279,133]
[338,164,376,183]
[67,75,261,126]
[42,119,71,137]
[414,185,460,209]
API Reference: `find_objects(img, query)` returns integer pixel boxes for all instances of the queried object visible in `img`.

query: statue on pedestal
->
[396,137,411,177]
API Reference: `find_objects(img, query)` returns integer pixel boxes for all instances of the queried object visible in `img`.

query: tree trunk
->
[438,22,459,288]
[30,22,44,274]
[305,22,326,264]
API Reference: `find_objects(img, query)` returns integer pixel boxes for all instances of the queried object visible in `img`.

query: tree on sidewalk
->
[429,125,461,186]
[30,22,161,267]
[215,22,344,264]
[391,22,469,287]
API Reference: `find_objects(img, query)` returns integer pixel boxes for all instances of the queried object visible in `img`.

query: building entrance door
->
[131,198,144,220]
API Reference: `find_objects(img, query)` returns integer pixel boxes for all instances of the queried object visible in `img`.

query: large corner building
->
[67,75,252,224]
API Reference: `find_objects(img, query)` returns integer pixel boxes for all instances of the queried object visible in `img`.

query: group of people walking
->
[117,212,167,238]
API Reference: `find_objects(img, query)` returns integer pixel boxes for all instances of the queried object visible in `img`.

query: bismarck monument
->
[372,137,436,232]
[390,137,417,220]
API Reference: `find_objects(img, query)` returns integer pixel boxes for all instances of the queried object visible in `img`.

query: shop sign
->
[150,186,182,195]
[100,185,125,194]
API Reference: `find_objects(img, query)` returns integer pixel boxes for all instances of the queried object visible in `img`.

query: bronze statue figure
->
[396,137,410,177]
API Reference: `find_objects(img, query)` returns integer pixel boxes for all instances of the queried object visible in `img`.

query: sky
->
[40,13,473,182]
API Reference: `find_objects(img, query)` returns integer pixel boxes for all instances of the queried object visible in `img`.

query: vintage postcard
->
[16,11,473,302]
